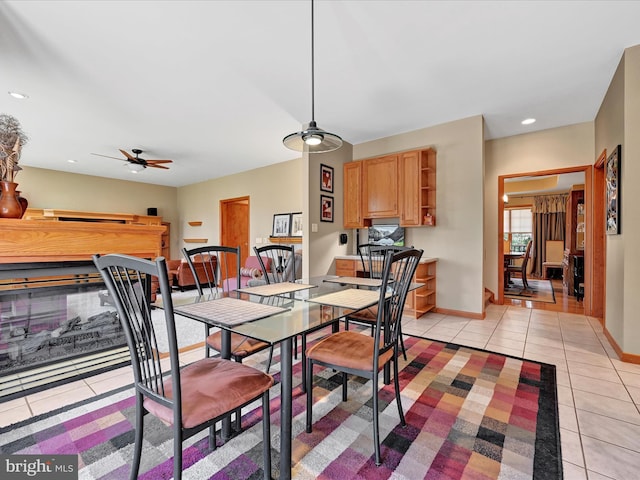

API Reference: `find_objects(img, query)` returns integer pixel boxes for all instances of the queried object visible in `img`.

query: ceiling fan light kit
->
[283,0,342,154]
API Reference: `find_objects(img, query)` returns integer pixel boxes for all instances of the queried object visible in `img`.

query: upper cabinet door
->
[343,161,366,228]
[399,150,421,226]
[362,154,399,218]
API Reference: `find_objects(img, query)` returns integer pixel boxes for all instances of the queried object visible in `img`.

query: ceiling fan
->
[91,148,173,170]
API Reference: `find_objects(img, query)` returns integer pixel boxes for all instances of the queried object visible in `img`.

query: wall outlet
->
[263,237,269,244]
[256,237,263,244]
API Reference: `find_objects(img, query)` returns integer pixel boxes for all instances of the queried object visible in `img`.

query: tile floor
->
[2,304,640,479]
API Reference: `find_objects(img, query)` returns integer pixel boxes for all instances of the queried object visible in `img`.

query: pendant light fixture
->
[283,0,342,153]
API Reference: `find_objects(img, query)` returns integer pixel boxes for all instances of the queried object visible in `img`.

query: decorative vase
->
[15,190,28,218]
[0,181,24,218]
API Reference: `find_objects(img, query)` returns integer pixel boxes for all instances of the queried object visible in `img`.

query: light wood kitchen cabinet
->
[343,161,370,228]
[362,154,399,218]
[399,148,437,226]
[335,258,359,277]
[344,148,436,228]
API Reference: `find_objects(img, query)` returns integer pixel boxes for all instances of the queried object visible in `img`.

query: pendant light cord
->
[311,0,315,123]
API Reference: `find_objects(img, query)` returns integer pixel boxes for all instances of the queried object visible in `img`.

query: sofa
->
[223,255,272,291]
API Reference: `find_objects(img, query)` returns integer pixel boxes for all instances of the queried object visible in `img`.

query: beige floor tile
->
[567,362,620,383]
[0,404,32,428]
[564,350,613,369]
[484,344,525,357]
[524,342,565,359]
[486,336,525,351]
[525,335,565,350]
[460,322,497,334]
[28,384,96,416]
[89,373,134,395]
[577,409,640,453]
[26,379,87,403]
[560,428,585,467]
[569,374,632,401]
[558,403,579,432]
[573,390,640,425]
[611,359,640,375]
[626,385,640,405]
[618,370,640,388]
[582,435,640,479]
[555,369,571,387]
[488,329,527,342]
[562,461,587,479]
[563,342,607,355]
[0,396,27,413]
[454,339,487,350]
[453,330,492,343]
[557,384,575,407]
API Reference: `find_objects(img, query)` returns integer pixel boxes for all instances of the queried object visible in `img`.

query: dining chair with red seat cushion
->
[92,253,273,480]
[181,245,274,373]
[305,247,423,466]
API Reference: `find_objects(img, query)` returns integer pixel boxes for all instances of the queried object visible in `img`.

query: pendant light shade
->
[283,0,342,153]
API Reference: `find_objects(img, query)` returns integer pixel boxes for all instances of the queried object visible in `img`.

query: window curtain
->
[531,194,568,277]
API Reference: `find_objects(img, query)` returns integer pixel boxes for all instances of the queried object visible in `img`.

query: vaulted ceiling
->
[3,1,640,187]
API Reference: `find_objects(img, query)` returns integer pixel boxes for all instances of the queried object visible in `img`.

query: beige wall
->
[176,158,304,262]
[353,115,485,315]
[596,45,640,354]
[17,166,179,255]
[305,143,354,278]
[484,122,595,297]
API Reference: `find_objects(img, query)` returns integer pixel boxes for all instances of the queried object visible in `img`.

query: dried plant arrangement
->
[0,113,29,182]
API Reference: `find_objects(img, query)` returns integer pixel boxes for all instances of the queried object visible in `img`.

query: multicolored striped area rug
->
[0,335,561,479]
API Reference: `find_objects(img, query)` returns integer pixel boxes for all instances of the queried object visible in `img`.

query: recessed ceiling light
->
[521,118,536,125]
[67,159,77,163]
[8,91,29,99]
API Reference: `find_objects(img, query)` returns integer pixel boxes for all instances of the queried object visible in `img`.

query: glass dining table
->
[163,275,386,480]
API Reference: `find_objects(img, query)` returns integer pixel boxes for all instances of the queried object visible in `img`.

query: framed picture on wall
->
[605,144,621,235]
[320,195,333,222]
[272,213,291,237]
[290,212,303,237]
[320,164,334,193]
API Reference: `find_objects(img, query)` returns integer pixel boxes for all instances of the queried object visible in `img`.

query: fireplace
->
[0,261,130,401]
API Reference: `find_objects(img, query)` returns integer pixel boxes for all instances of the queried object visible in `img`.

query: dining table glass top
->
[164,276,375,345]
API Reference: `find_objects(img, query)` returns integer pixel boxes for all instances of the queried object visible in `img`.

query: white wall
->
[353,116,485,315]
[484,122,595,298]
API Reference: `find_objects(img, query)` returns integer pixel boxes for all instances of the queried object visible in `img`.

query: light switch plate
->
[256,237,263,244]
[311,223,318,233]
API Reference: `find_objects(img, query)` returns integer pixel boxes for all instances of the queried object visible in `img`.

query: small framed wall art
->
[605,144,621,235]
[290,212,303,237]
[272,213,291,237]
[320,195,333,222]
[320,164,334,193]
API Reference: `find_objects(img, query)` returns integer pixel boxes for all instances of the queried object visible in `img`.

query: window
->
[504,208,532,252]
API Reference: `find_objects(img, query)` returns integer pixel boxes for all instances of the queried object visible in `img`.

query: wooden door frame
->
[497,165,595,315]
[220,196,250,266]
[592,150,607,319]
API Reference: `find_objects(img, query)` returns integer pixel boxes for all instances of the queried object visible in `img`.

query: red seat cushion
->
[206,331,270,358]
[306,331,393,372]
[143,357,273,429]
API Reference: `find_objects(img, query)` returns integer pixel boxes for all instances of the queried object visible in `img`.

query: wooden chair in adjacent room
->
[507,239,533,290]
[542,240,564,279]
[182,245,274,373]
[305,247,423,466]
[92,253,273,480]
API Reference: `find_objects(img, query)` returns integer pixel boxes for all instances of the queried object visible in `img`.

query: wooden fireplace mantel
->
[0,217,165,264]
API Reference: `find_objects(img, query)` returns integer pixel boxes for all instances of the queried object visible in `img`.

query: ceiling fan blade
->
[148,164,170,170]
[146,159,173,164]
[119,149,136,161]
[91,153,126,161]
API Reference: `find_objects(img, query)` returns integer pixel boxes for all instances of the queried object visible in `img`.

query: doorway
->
[498,166,597,316]
[220,196,250,275]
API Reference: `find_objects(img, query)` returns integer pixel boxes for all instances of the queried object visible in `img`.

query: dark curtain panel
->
[531,194,568,277]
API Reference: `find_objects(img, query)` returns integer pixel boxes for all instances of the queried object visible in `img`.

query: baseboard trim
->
[434,307,485,320]
[603,326,640,364]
